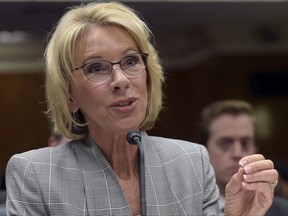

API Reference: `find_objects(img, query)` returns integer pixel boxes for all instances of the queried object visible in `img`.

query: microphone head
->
[126,130,141,145]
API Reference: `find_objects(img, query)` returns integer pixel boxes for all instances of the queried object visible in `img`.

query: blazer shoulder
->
[7,142,76,168]
[150,135,206,150]
[148,136,209,160]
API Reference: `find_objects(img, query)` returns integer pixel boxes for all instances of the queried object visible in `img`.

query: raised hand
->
[224,154,278,216]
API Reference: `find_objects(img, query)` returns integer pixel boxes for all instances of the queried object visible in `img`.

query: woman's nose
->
[110,66,130,92]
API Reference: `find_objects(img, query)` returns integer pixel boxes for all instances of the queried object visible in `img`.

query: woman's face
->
[69,25,148,134]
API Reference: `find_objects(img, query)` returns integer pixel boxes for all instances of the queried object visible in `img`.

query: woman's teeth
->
[118,101,132,107]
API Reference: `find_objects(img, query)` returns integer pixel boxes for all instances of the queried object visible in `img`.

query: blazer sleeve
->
[6,153,47,216]
[201,146,220,215]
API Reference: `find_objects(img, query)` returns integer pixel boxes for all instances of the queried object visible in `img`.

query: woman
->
[6,2,278,216]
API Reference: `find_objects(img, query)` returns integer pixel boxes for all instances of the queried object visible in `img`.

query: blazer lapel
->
[72,136,131,215]
[141,132,178,215]
[72,133,178,215]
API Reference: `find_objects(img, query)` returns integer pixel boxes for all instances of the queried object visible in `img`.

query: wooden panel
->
[0,72,50,172]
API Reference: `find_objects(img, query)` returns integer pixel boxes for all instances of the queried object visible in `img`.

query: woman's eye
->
[86,63,108,74]
[123,56,138,67]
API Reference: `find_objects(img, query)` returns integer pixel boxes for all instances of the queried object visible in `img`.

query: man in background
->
[197,99,288,216]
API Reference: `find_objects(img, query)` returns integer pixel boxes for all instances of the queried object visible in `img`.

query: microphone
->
[126,130,141,145]
[126,130,146,216]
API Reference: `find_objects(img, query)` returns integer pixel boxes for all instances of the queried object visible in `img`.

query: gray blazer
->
[6,132,219,215]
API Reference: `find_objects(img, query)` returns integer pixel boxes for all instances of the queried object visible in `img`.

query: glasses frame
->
[73,53,148,82]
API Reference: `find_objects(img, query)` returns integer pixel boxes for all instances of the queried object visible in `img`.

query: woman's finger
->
[240,159,274,174]
[243,169,279,184]
[241,181,275,195]
[239,154,265,166]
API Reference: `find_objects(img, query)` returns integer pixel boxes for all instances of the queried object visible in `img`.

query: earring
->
[71,110,88,135]
[72,112,80,122]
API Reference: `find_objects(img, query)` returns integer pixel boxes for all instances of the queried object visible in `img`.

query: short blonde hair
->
[45,2,164,140]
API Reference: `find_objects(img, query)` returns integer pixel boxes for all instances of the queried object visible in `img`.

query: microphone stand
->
[138,140,146,216]
[126,131,146,216]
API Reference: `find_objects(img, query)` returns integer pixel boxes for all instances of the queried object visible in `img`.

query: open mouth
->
[116,101,133,107]
[110,98,137,108]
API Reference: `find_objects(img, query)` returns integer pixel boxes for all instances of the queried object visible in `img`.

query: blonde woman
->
[6,2,277,216]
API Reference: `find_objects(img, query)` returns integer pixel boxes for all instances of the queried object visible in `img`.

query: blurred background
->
[0,0,288,175]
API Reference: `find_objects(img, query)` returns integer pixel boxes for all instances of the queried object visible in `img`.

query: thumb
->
[226,167,244,196]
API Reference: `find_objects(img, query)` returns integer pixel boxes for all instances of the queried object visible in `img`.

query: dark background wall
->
[151,54,288,161]
[0,72,49,170]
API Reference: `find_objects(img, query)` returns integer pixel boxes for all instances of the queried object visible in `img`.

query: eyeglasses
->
[73,53,148,82]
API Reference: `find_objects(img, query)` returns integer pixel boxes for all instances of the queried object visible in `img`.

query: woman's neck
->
[90,130,140,178]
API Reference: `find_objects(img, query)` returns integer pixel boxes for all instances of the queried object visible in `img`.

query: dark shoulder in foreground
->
[266,196,288,216]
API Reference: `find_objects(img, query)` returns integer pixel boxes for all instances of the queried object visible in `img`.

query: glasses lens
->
[81,53,148,82]
[121,53,146,75]
[84,61,111,82]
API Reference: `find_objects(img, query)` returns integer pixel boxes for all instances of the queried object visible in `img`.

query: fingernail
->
[239,160,247,167]
[244,166,252,173]
[243,174,252,181]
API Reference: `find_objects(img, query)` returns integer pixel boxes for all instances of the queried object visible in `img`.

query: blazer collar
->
[72,132,177,215]
[72,135,131,215]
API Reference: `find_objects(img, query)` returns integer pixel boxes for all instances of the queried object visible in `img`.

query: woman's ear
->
[69,95,79,113]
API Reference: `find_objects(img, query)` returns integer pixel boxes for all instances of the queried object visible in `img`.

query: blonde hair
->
[45,2,164,139]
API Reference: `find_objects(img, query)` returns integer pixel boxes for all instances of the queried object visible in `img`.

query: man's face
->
[207,114,256,194]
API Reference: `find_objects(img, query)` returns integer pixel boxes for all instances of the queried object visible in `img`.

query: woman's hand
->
[224,154,278,216]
